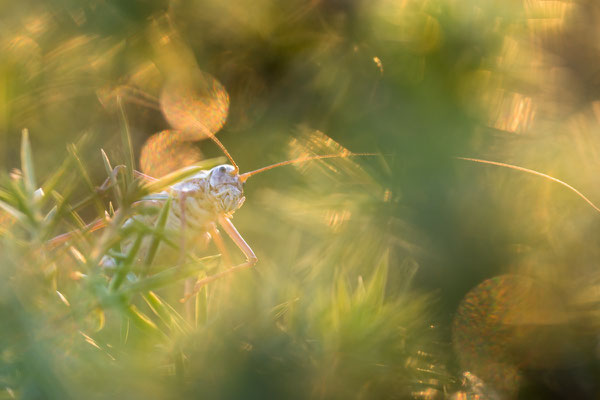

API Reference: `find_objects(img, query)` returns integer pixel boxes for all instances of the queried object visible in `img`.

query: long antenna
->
[112,85,240,174]
[239,152,377,182]
[190,120,239,174]
[112,85,377,178]
[457,157,600,214]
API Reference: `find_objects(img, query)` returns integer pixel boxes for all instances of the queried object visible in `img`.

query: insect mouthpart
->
[209,164,245,213]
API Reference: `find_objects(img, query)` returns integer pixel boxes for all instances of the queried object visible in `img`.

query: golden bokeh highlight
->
[160,73,230,141]
[453,275,569,396]
[140,130,203,177]
[107,68,232,177]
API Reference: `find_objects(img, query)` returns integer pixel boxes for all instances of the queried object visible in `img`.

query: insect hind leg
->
[181,215,257,302]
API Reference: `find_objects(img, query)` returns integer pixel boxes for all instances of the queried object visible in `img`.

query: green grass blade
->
[143,197,172,269]
[67,143,106,217]
[143,291,173,327]
[117,96,135,184]
[120,316,130,344]
[143,291,189,334]
[365,250,389,309]
[100,149,124,206]
[43,206,57,223]
[100,148,113,176]
[0,187,14,203]
[6,179,37,227]
[20,129,36,195]
[194,274,208,327]
[125,305,161,335]
[41,152,75,205]
[141,158,224,194]
[109,234,143,291]
[49,190,85,230]
[121,256,219,294]
[0,199,28,224]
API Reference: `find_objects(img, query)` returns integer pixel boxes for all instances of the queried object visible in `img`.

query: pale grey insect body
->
[102,164,246,267]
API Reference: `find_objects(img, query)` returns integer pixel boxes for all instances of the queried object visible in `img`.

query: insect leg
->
[183,228,212,319]
[213,214,257,274]
[181,215,257,302]
[207,222,233,268]
[182,222,231,310]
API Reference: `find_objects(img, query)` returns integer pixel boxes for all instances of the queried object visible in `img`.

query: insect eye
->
[219,166,226,173]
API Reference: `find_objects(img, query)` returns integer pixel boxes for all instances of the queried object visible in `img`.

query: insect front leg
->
[182,222,230,308]
[207,221,233,268]
[181,214,257,302]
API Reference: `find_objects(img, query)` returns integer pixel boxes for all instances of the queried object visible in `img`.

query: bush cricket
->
[50,81,376,303]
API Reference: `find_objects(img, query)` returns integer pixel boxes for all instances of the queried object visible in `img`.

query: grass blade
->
[109,234,143,291]
[20,129,36,195]
[0,198,28,224]
[125,305,161,335]
[121,256,219,294]
[194,274,208,327]
[143,196,172,269]
[143,291,189,334]
[41,152,75,205]
[120,316,130,344]
[117,96,135,184]
[100,149,123,206]
[68,143,105,217]
[141,158,224,194]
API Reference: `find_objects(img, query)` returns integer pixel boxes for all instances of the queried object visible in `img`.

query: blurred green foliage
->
[1,0,600,398]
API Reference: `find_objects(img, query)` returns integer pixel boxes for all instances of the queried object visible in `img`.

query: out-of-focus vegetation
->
[1,0,600,398]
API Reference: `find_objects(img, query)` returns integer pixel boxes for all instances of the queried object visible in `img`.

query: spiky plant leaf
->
[20,129,36,195]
